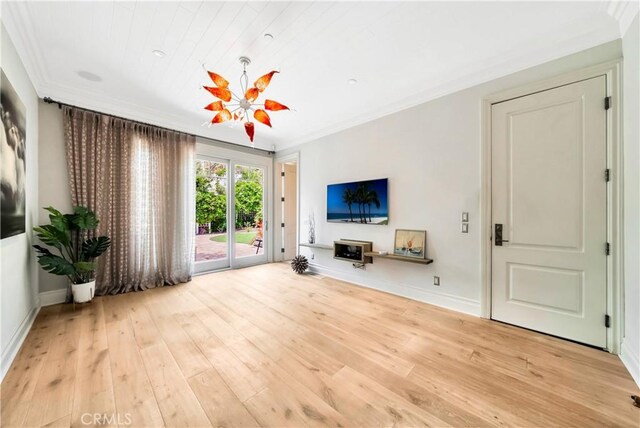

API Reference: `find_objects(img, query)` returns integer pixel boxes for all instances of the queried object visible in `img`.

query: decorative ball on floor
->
[291,255,309,274]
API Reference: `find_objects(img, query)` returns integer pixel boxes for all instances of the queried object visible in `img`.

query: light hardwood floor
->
[2,263,639,427]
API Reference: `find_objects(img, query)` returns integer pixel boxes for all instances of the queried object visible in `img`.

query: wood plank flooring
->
[2,263,638,427]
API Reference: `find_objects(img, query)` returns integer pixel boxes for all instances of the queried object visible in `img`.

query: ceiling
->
[2,1,635,151]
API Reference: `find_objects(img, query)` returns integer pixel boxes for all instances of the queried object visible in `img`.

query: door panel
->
[232,163,267,267]
[194,158,230,273]
[509,100,583,250]
[491,76,607,347]
[508,263,583,314]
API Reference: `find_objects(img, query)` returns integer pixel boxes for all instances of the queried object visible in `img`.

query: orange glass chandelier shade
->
[264,99,289,111]
[203,86,232,102]
[207,71,229,88]
[244,122,255,142]
[245,87,259,102]
[254,71,278,92]
[204,101,225,111]
[212,109,232,124]
[202,57,290,144]
[254,109,272,128]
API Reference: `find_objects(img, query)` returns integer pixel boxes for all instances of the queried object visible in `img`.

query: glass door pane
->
[233,164,266,263]
[195,158,230,272]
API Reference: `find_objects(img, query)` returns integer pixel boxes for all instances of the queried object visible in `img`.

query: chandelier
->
[203,56,289,144]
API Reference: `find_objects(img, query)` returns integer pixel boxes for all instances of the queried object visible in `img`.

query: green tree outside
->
[234,165,263,229]
[195,162,264,233]
[195,161,228,233]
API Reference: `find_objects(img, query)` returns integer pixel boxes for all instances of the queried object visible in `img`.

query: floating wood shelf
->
[364,252,434,265]
[299,243,333,250]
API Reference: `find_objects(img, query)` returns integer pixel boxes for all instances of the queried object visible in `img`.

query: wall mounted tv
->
[327,178,388,225]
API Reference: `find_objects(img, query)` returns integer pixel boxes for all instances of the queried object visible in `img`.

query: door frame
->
[480,60,623,353]
[273,152,300,262]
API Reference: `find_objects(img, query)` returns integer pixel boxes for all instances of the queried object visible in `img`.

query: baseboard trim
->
[308,264,481,316]
[620,339,640,388]
[39,288,67,306]
[1,305,40,382]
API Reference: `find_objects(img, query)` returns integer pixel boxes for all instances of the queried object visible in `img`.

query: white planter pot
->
[71,280,95,303]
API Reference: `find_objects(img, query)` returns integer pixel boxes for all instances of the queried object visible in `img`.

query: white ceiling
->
[2,1,636,151]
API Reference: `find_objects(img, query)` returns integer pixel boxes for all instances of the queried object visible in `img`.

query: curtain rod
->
[42,97,275,155]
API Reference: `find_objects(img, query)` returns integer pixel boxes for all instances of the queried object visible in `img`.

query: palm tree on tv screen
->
[355,183,368,223]
[365,190,380,223]
[342,188,355,222]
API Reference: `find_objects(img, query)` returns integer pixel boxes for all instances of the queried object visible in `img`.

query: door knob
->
[495,224,509,246]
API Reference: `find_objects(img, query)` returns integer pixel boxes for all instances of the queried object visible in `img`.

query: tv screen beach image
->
[327,178,388,225]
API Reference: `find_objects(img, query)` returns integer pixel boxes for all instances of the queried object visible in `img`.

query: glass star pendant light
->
[203,56,290,144]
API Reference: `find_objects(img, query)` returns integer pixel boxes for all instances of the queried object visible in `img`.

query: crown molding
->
[607,0,640,36]
[275,23,621,151]
[2,2,50,95]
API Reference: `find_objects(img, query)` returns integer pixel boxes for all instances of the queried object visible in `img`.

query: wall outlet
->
[462,212,469,222]
[461,223,469,233]
[433,276,440,286]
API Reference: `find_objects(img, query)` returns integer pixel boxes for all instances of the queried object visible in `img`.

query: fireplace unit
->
[333,239,373,264]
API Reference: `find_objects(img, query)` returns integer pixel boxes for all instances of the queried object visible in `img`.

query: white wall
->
[621,13,640,387]
[38,100,71,295]
[279,40,623,318]
[0,23,39,380]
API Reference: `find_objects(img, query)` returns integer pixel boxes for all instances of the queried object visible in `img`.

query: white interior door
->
[491,76,608,348]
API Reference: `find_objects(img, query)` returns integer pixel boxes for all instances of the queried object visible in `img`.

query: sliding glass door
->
[194,156,269,273]
[232,163,266,267]
[194,157,230,272]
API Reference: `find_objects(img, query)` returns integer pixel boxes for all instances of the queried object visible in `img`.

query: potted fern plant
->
[33,206,111,303]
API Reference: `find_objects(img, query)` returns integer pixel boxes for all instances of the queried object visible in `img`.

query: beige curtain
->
[64,107,195,295]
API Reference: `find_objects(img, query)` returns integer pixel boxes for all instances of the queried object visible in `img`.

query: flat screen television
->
[327,178,388,225]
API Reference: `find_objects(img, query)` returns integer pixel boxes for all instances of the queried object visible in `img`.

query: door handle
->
[495,224,509,246]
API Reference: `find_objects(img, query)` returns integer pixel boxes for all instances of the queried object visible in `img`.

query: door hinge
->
[606,242,611,255]
[604,96,611,110]
[281,222,285,228]
[281,171,285,177]
[281,248,285,253]
[605,314,611,328]
[281,196,285,202]
[605,169,611,182]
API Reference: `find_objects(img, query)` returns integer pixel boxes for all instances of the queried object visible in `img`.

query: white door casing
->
[283,163,298,260]
[491,76,608,348]
[274,152,300,262]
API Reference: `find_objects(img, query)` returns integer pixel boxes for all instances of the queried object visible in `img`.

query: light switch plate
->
[462,212,469,222]
[433,276,440,286]
[461,223,469,233]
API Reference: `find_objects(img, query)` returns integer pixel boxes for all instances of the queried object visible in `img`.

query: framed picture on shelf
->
[393,229,426,259]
